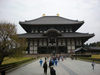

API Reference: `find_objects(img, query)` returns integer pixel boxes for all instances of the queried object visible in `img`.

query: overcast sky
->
[0,0,100,43]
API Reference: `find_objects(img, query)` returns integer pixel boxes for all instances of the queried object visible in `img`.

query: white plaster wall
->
[33,46,37,54]
[67,39,70,45]
[43,39,47,46]
[39,39,42,46]
[34,40,37,45]
[72,45,75,50]
[30,50,34,54]
[62,39,65,45]
[58,39,61,46]
[33,50,37,54]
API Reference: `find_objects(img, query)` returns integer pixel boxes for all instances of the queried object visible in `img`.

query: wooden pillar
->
[71,39,75,53]
[70,39,73,53]
[75,38,76,49]
[65,39,67,53]
[27,39,30,54]
[56,38,58,54]
[47,38,49,53]
[55,38,57,54]
[81,38,84,47]
[46,38,48,53]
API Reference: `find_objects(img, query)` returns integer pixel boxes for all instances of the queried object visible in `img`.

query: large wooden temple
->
[18,15,94,54]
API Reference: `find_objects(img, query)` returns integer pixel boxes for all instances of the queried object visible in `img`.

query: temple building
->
[18,15,94,54]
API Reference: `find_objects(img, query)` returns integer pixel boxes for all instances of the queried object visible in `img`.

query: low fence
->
[0,58,34,75]
[72,54,91,57]
[78,57,100,62]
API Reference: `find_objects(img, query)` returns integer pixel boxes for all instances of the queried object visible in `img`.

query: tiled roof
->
[74,47,87,52]
[61,32,94,38]
[19,16,84,25]
[18,32,94,38]
[88,47,100,50]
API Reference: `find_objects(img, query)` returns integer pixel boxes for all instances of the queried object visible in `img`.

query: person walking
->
[91,60,95,70]
[45,57,47,61]
[49,59,53,68]
[39,59,43,66]
[50,66,56,75]
[55,59,58,66]
[43,61,48,75]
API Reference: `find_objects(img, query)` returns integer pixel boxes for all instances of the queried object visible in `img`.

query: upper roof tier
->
[19,16,84,25]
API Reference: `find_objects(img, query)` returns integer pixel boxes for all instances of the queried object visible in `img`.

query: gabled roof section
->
[61,32,94,38]
[19,16,84,25]
[74,47,87,52]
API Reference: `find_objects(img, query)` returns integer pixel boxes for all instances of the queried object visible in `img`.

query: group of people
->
[39,55,96,75]
[39,57,57,75]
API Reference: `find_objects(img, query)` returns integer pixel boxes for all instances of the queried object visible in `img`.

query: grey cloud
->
[0,0,100,43]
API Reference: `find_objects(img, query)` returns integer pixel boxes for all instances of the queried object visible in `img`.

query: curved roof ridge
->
[26,16,83,22]
[57,16,83,22]
[19,16,84,25]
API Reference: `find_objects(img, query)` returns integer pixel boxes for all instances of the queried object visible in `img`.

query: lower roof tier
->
[18,32,94,39]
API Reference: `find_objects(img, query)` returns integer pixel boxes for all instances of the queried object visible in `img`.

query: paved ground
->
[7,58,100,75]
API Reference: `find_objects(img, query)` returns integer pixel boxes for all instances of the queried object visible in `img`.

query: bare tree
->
[0,23,26,65]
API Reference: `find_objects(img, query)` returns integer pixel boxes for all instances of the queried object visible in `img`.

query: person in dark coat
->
[49,60,53,68]
[45,57,47,61]
[91,60,95,70]
[50,67,56,75]
[43,61,48,75]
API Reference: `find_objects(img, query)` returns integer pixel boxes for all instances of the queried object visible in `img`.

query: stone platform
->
[7,58,100,75]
